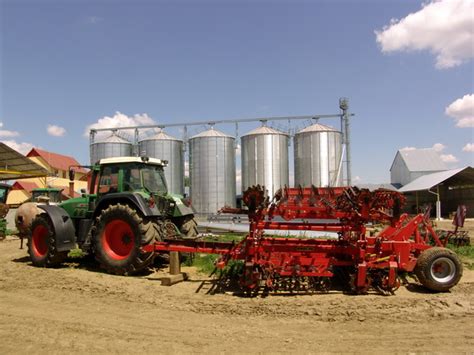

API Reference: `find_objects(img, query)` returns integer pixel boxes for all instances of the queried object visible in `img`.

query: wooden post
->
[169,251,181,275]
[160,252,186,286]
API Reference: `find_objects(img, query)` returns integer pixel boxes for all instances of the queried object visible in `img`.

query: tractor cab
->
[91,156,168,196]
[0,183,11,204]
[0,183,11,239]
[31,188,62,204]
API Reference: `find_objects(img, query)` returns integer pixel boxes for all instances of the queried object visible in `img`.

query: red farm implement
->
[144,186,463,295]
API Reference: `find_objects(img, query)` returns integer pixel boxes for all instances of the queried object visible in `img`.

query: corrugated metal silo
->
[138,130,184,195]
[90,133,133,164]
[294,123,343,187]
[241,125,289,198]
[189,128,236,214]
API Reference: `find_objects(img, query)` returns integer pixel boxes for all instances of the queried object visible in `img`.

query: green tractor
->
[28,156,197,275]
[0,183,11,240]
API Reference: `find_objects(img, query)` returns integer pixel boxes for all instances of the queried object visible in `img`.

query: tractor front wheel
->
[28,215,67,267]
[93,204,159,275]
[178,216,198,239]
[415,247,463,292]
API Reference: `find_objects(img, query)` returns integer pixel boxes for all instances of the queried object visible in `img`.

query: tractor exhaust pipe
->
[69,168,75,198]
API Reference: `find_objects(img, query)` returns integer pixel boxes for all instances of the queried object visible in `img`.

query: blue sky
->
[1,0,473,184]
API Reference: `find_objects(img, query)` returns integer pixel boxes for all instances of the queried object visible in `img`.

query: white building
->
[390,148,447,187]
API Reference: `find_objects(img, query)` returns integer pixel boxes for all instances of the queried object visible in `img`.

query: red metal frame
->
[146,186,446,294]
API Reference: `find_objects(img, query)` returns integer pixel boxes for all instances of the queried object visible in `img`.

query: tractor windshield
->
[32,190,62,203]
[141,166,167,194]
[122,163,167,194]
[0,186,9,204]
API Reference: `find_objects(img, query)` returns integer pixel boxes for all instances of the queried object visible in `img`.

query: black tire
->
[178,216,198,239]
[415,247,463,292]
[93,204,159,275]
[28,214,67,267]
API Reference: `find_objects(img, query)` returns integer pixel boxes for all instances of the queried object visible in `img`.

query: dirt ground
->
[1,238,473,354]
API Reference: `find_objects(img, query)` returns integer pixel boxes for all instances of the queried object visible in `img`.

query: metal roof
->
[399,166,474,192]
[94,133,132,144]
[190,128,234,139]
[242,126,288,137]
[297,123,339,134]
[139,129,182,142]
[392,148,447,172]
[0,143,48,180]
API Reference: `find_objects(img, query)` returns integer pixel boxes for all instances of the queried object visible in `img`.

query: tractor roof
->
[98,156,167,166]
[32,187,63,192]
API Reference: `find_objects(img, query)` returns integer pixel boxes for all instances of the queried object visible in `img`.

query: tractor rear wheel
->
[415,247,463,292]
[93,204,159,275]
[28,214,67,267]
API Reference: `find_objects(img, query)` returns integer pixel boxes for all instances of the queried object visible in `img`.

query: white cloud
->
[440,154,459,163]
[85,111,156,137]
[462,143,474,152]
[432,143,446,152]
[1,140,34,155]
[375,0,474,69]
[47,124,66,137]
[400,146,417,151]
[445,94,474,128]
[0,129,20,138]
[0,122,20,137]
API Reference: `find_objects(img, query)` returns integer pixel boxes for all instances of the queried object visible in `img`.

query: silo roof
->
[95,133,131,144]
[242,126,289,137]
[297,123,339,134]
[140,130,182,142]
[190,128,234,139]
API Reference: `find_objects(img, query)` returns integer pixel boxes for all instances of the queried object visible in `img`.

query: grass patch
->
[68,248,86,258]
[186,253,220,274]
[185,233,246,275]
[200,233,245,243]
[447,244,474,259]
[447,244,474,270]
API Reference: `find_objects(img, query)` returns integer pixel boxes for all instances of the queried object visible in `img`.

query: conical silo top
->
[140,129,182,142]
[190,128,234,139]
[297,123,339,134]
[242,126,289,137]
[95,133,131,144]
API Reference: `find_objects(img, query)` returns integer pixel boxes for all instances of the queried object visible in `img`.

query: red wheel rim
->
[32,224,48,257]
[101,220,135,260]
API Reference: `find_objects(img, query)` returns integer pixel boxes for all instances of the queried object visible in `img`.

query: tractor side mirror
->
[69,169,75,181]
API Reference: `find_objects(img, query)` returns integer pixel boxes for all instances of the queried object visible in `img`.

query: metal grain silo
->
[189,128,236,214]
[90,133,133,164]
[241,125,289,198]
[138,130,184,195]
[294,123,343,187]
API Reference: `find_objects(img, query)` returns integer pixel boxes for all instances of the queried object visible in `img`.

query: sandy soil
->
[1,238,473,354]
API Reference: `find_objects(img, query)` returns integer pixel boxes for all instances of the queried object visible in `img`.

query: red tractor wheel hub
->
[32,224,48,257]
[102,220,135,260]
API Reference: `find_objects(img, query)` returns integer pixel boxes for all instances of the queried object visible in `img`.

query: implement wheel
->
[28,214,67,267]
[93,204,159,275]
[415,247,463,292]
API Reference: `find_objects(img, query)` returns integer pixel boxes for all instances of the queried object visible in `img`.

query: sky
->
[0,0,473,186]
